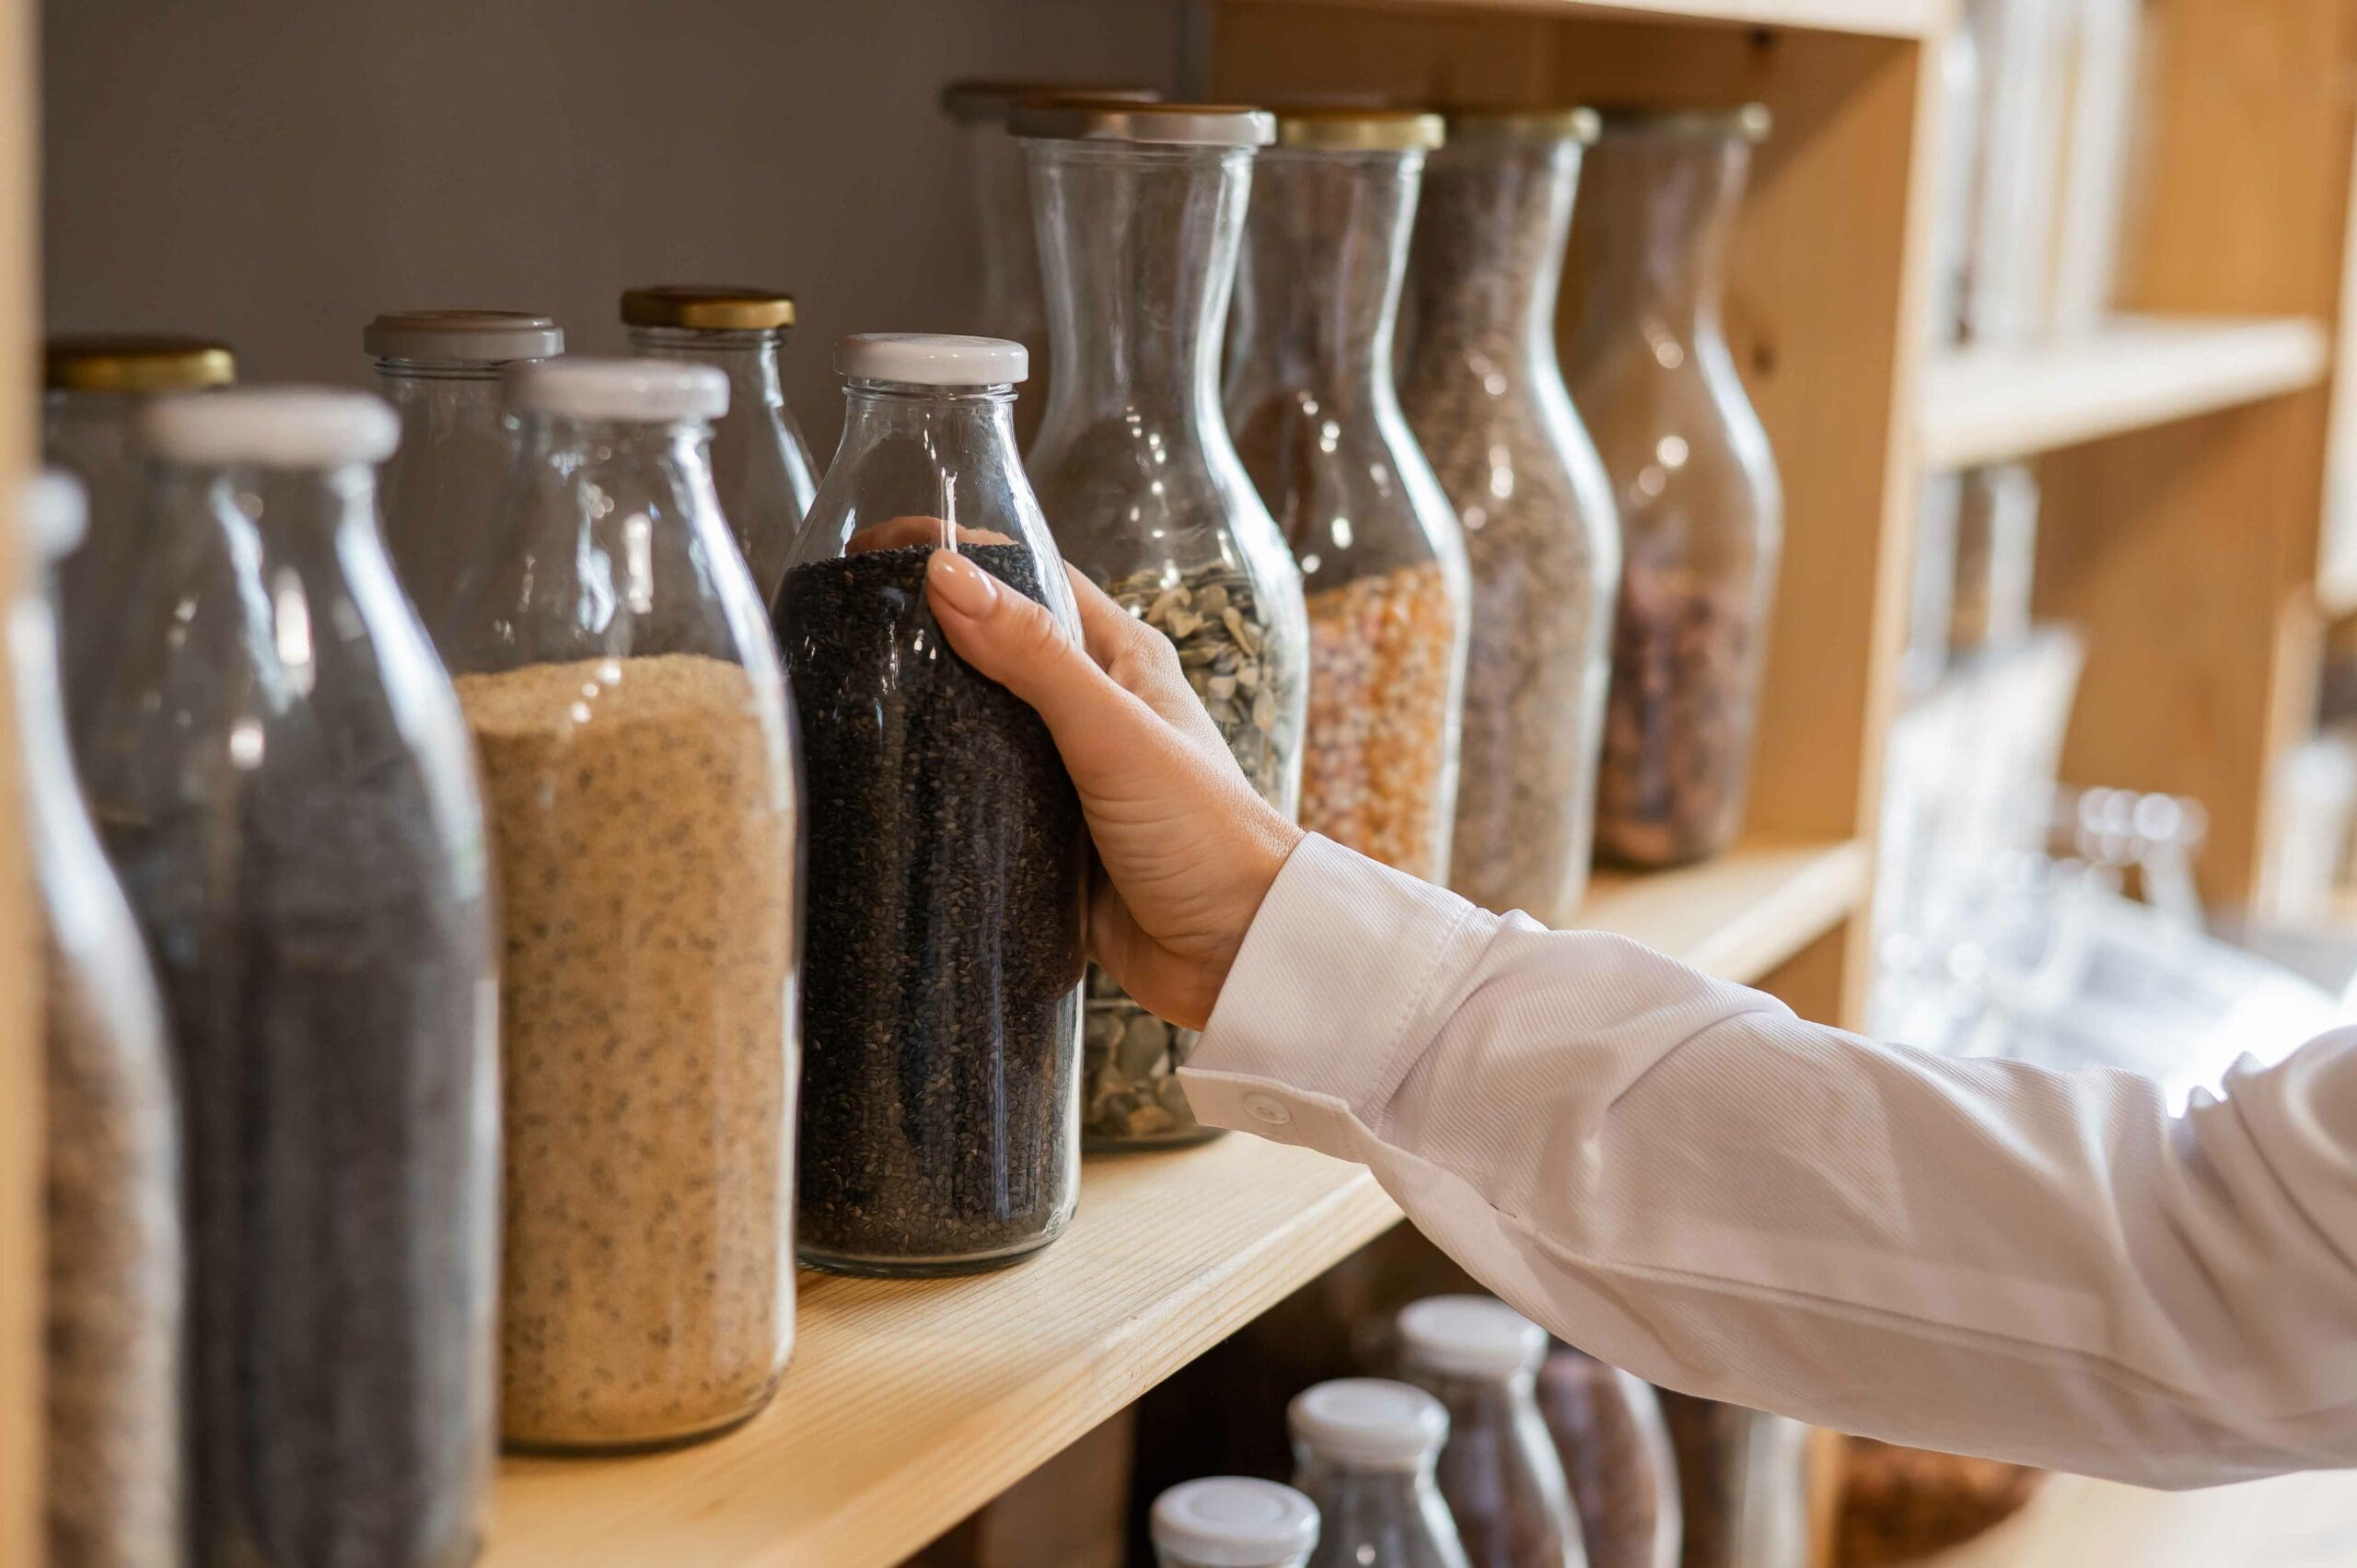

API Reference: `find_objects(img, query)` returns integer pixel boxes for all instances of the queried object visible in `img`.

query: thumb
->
[925,548,1142,747]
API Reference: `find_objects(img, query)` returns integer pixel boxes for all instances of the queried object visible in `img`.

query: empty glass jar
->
[1228,108,1469,882]
[366,309,563,655]
[1536,1353,1680,1568]
[1396,1297,1584,1568]
[1154,1478,1324,1568]
[1290,1379,1472,1568]
[623,285,819,603]
[41,333,236,755]
[782,333,1086,1275]
[1654,1394,1810,1568]
[1400,109,1619,923]
[1569,106,1782,868]
[1019,98,1307,1149]
[18,472,183,1568]
[82,388,496,1568]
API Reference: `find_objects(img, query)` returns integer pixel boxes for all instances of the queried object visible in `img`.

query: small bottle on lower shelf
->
[1153,1477,1323,1568]
[1289,1378,1472,1568]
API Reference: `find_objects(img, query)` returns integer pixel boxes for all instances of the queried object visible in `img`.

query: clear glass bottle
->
[781,333,1086,1274]
[443,359,798,1450]
[1018,99,1307,1150]
[1569,106,1783,869]
[81,389,496,1567]
[1396,1297,1585,1568]
[1654,1393,1810,1568]
[1154,1477,1323,1568]
[1227,108,1470,883]
[1399,109,1620,923]
[365,309,563,656]
[41,333,236,758]
[623,285,819,604]
[1535,1352,1679,1568]
[1290,1378,1472,1568]
[1947,460,2040,656]
[18,473,183,1568]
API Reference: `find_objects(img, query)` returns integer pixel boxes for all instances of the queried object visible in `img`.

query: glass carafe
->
[41,333,236,757]
[81,389,497,1568]
[365,309,563,656]
[1654,1394,1810,1568]
[623,285,819,603]
[18,473,183,1568]
[1536,1353,1680,1568]
[1019,99,1307,1150]
[1290,1379,1472,1568]
[1569,106,1782,868]
[1400,110,1619,923]
[780,333,1086,1274]
[1155,1478,1323,1568]
[1227,108,1469,882]
[1396,1297,1584,1568]
[447,359,799,1450]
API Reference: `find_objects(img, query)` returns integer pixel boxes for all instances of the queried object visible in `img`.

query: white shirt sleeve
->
[1179,835,2357,1489]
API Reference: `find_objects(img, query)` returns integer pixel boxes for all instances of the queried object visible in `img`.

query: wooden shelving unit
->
[1305,0,1948,39]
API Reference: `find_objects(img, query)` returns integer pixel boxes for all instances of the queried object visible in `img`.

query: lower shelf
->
[485,835,1865,1568]
[1925,1469,2357,1567]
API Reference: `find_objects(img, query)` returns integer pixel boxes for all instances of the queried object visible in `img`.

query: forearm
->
[1182,837,2357,1487]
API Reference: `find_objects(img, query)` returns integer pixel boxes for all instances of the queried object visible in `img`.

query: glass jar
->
[623,285,819,604]
[1290,1379,1472,1568]
[1570,106,1783,869]
[1535,1352,1679,1568]
[41,333,236,756]
[781,333,1086,1275]
[1399,109,1620,923]
[1227,108,1470,883]
[1654,1394,1810,1568]
[1396,1297,1584,1568]
[81,389,497,1567]
[1018,99,1307,1150]
[365,309,563,656]
[17,473,183,1568]
[1947,461,2039,656]
[445,359,799,1448]
[1155,1478,1324,1568]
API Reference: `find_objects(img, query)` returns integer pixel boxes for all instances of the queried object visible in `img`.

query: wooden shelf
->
[1304,0,1946,39]
[1920,316,2331,470]
[483,837,1864,1568]
[1925,1469,2357,1567]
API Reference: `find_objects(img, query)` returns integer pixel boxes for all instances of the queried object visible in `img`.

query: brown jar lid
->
[1588,103,1773,143]
[940,79,1158,126]
[1436,106,1601,146]
[1268,107,1445,153]
[620,287,796,332]
[46,333,237,393]
[1008,99,1275,149]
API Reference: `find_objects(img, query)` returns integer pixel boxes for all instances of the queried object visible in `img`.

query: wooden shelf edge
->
[1576,837,1872,982]
[1919,316,2331,471]
[1248,0,1946,40]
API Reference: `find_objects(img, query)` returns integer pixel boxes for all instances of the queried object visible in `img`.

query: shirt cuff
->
[1182,834,1492,1155]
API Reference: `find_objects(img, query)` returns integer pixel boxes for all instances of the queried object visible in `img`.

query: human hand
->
[924,546,1303,1030]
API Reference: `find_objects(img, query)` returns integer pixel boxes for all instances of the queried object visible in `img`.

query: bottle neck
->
[1409,140,1582,366]
[10,552,84,857]
[1030,140,1251,430]
[1231,148,1420,401]
[627,326,789,417]
[819,378,1026,535]
[1573,132,1752,346]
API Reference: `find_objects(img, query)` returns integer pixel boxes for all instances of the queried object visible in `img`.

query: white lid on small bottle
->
[137,387,401,469]
[504,357,729,423]
[1151,1478,1321,1567]
[363,309,563,364]
[1397,1295,1549,1379]
[1288,1378,1449,1470]
[834,333,1028,387]
[24,470,87,563]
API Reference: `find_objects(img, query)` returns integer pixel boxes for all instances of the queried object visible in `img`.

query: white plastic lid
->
[504,357,728,423]
[1398,1295,1549,1379]
[137,387,401,469]
[363,309,563,363]
[1151,1479,1321,1567]
[24,470,87,563]
[834,333,1028,387]
[1288,1379,1449,1470]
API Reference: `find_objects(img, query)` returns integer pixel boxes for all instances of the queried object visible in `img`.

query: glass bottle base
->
[798,1225,1065,1280]
[501,1372,784,1457]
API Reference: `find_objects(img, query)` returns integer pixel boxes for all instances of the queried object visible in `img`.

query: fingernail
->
[927,549,997,617]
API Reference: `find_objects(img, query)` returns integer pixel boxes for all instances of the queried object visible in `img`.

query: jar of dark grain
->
[1289,1378,1473,1568]
[1652,1392,1810,1568]
[18,473,183,1568]
[780,333,1086,1275]
[1018,99,1308,1150]
[1396,1297,1585,1568]
[1567,106,1783,869]
[1227,108,1471,885]
[1536,1351,1680,1568]
[81,389,497,1567]
[1399,108,1620,925]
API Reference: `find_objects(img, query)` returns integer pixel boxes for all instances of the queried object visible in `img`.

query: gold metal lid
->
[1008,99,1276,149]
[940,80,1159,126]
[1589,103,1773,143]
[620,286,796,331]
[1436,107,1601,146]
[1268,107,1445,153]
[46,333,237,393]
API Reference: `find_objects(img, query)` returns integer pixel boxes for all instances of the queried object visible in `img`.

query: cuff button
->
[1242,1093,1294,1127]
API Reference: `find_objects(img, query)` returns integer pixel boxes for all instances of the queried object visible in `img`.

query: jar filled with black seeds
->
[781,333,1086,1275]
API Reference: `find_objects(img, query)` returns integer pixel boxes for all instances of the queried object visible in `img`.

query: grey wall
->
[44,0,1186,448]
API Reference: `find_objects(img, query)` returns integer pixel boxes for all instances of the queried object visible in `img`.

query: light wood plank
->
[1920,316,2332,470]
[1259,0,1947,41]
[1578,838,1871,982]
